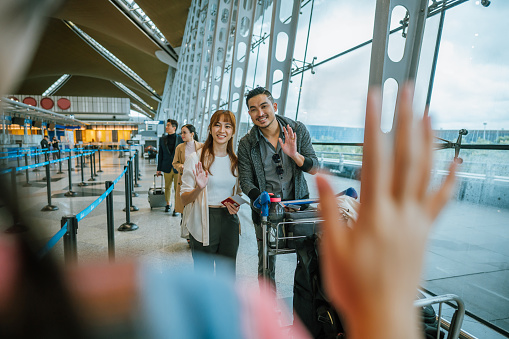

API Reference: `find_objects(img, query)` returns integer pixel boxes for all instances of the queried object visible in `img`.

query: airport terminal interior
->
[1,0,508,338]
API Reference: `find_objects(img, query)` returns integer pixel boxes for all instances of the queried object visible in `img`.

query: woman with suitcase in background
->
[180,111,242,275]
[173,124,203,241]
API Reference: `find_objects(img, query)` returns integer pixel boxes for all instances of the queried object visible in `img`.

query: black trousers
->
[189,207,239,275]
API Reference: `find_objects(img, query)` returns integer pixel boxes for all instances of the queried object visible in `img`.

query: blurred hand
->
[156,171,162,176]
[317,84,457,339]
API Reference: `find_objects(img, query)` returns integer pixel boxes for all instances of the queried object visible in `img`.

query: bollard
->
[23,153,32,187]
[105,181,115,261]
[93,151,98,177]
[134,150,141,187]
[78,152,88,186]
[57,149,63,174]
[124,160,139,211]
[61,215,78,264]
[65,155,78,197]
[16,150,23,176]
[88,151,96,181]
[41,153,58,211]
[4,168,28,233]
[136,149,141,180]
[33,150,41,172]
[75,148,80,171]
[129,158,139,199]
[97,149,103,172]
[118,165,138,231]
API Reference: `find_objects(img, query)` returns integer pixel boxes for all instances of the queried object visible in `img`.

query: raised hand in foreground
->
[317,84,457,339]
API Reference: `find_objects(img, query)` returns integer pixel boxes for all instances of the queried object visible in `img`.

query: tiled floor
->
[1,150,508,338]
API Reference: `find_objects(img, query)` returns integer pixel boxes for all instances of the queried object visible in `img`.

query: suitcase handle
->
[153,173,164,189]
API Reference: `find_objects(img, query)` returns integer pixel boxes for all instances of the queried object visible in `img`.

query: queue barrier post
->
[88,151,96,181]
[124,159,139,211]
[134,150,141,187]
[130,158,139,198]
[97,149,103,172]
[57,149,63,174]
[118,165,138,231]
[93,151,98,177]
[105,181,115,261]
[23,153,32,187]
[16,150,23,176]
[4,168,28,233]
[33,149,41,172]
[41,152,58,211]
[65,155,78,197]
[136,148,141,180]
[62,215,78,264]
[78,151,88,186]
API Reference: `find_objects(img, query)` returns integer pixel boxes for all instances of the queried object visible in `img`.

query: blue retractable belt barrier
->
[37,222,68,259]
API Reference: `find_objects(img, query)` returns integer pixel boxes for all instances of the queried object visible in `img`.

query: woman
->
[172,124,203,238]
[180,110,242,274]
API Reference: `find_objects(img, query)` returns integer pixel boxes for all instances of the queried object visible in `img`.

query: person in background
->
[156,119,183,215]
[51,136,59,160]
[180,110,242,275]
[172,124,203,242]
[40,135,50,151]
[238,87,318,284]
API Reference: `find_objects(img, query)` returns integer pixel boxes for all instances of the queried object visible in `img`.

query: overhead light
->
[42,74,71,96]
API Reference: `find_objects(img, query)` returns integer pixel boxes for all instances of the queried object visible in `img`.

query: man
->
[238,87,318,282]
[40,135,50,151]
[157,119,183,215]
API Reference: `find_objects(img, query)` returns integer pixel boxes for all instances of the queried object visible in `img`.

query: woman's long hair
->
[200,110,238,177]
[182,124,198,141]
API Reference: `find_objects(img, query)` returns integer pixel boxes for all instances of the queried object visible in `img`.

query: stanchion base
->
[33,168,41,172]
[123,206,139,212]
[134,183,141,187]
[5,223,28,233]
[64,191,78,197]
[16,172,23,176]
[23,183,32,187]
[132,192,139,197]
[57,171,64,174]
[87,177,97,181]
[77,182,89,186]
[97,170,103,172]
[41,205,59,211]
[94,174,99,177]
[118,222,138,232]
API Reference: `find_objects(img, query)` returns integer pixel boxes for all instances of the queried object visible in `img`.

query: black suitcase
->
[148,174,167,210]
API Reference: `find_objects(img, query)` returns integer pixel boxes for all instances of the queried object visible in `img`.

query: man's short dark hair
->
[167,119,178,129]
[245,87,274,108]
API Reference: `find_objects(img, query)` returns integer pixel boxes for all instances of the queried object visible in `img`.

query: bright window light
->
[42,74,71,96]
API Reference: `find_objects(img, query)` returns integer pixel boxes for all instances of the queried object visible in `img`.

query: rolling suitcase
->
[148,174,167,210]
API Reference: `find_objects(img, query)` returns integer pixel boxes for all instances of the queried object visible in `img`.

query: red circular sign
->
[23,97,37,106]
[8,96,19,102]
[41,97,54,109]
[57,98,71,110]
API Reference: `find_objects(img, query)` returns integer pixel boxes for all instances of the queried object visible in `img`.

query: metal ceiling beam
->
[63,20,162,101]
[108,0,179,64]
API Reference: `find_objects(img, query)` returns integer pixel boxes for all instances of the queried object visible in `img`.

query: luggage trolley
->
[259,188,358,279]
[257,190,467,339]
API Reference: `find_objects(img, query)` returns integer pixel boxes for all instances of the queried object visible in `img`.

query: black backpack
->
[293,233,346,339]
